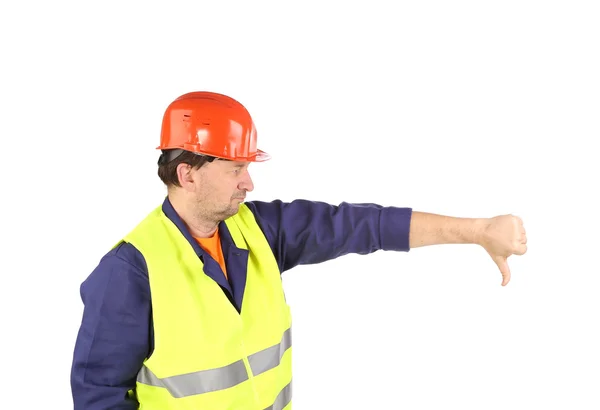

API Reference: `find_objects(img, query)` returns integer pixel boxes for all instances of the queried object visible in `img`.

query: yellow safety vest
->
[121,203,293,409]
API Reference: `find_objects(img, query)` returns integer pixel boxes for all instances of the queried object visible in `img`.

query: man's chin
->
[220,205,241,220]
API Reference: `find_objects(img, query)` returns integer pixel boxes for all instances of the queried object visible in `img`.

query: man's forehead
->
[229,161,250,168]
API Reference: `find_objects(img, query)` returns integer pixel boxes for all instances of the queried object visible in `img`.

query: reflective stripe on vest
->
[137,327,292,397]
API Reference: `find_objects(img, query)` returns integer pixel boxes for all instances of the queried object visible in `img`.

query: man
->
[70,91,527,410]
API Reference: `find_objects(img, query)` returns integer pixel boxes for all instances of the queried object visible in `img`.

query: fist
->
[479,214,527,286]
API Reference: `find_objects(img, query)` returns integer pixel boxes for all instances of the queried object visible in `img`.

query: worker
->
[70,91,528,410]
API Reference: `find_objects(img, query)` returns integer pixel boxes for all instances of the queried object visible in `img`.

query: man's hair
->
[157,149,217,187]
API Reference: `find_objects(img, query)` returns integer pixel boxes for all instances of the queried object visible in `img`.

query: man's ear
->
[176,163,197,191]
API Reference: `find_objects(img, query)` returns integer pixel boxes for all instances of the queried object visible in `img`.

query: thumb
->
[493,255,511,286]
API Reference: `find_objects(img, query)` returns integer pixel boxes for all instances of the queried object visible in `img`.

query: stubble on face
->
[193,162,247,224]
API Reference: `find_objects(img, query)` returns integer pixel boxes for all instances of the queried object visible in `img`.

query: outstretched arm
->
[245,199,412,272]
[409,212,528,286]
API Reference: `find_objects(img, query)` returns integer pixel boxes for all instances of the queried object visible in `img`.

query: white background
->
[1,1,599,409]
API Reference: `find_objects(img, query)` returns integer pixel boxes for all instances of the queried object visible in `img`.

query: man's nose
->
[238,170,254,192]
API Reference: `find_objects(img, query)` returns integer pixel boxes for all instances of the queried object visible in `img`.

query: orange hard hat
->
[157,91,270,162]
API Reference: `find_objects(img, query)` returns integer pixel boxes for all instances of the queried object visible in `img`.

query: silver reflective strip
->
[137,359,248,398]
[137,327,292,399]
[249,327,292,376]
[263,381,292,410]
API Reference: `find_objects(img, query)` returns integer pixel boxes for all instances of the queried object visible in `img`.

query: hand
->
[478,214,527,286]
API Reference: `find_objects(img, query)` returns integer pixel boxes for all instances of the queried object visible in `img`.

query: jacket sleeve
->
[245,199,413,273]
[70,242,152,410]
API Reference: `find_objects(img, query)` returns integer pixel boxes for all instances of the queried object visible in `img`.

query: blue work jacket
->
[70,197,412,409]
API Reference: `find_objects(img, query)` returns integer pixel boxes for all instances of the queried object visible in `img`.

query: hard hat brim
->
[253,149,271,162]
[156,146,271,163]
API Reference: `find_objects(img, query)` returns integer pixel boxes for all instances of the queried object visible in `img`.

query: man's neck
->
[168,193,218,239]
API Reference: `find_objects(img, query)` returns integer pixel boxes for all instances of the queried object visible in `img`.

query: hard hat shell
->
[158,91,270,162]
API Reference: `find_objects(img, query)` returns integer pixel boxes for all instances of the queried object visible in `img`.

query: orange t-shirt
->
[194,229,228,280]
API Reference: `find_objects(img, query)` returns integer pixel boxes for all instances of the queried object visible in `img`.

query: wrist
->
[472,217,491,246]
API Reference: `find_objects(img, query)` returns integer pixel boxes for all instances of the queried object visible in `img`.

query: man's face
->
[192,159,254,221]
